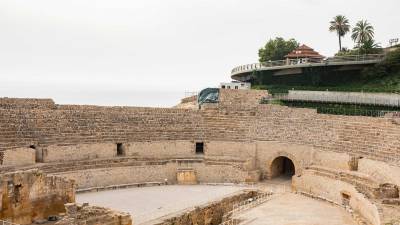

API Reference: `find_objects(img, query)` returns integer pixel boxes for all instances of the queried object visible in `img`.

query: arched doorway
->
[270,156,295,179]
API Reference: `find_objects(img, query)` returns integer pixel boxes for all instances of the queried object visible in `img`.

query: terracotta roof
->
[285,44,324,59]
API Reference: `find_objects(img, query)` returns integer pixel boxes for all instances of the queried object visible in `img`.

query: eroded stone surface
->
[0,169,75,225]
[55,203,132,225]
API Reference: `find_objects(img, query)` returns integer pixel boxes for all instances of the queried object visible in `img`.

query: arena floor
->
[76,184,247,224]
[235,193,357,225]
[77,183,357,225]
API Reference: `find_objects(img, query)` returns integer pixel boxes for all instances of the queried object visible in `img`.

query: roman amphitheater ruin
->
[0,88,400,225]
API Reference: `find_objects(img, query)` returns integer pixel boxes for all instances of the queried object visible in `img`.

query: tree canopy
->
[258,37,299,62]
[351,20,374,46]
[329,15,350,51]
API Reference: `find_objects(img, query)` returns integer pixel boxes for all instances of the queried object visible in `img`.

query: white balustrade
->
[219,192,274,225]
[231,54,385,75]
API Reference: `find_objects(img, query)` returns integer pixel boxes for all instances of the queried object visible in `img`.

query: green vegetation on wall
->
[252,48,400,94]
[361,48,400,83]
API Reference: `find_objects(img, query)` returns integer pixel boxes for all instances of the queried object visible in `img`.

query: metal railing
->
[0,220,20,225]
[231,54,385,75]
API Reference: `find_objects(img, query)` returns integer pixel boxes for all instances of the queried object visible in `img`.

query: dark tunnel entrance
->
[270,156,295,179]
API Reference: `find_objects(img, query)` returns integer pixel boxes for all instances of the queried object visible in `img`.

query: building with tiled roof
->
[285,44,324,60]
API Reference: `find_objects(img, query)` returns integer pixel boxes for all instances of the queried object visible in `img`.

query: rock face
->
[55,203,132,225]
[0,169,75,224]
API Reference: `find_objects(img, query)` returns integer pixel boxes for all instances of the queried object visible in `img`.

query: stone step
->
[382,198,400,205]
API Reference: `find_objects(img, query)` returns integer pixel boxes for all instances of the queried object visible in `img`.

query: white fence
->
[231,192,273,215]
[220,192,274,225]
[273,90,400,107]
[231,54,384,75]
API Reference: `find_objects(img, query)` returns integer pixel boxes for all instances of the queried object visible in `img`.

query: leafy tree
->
[329,15,350,52]
[351,20,374,46]
[258,37,299,62]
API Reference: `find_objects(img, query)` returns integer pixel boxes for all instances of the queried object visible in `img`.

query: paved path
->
[234,193,357,225]
[76,185,246,224]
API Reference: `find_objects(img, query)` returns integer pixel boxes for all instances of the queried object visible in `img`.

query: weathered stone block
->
[177,169,197,185]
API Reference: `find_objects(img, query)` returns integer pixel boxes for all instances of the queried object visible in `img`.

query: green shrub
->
[362,48,400,80]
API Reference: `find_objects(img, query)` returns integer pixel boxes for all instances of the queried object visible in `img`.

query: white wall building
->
[220,82,251,90]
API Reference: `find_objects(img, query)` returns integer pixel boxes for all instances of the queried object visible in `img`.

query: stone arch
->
[265,151,300,180]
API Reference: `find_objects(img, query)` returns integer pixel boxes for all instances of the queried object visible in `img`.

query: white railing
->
[220,192,273,225]
[0,220,20,225]
[231,191,273,215]
[220,219,237,225]
[271,91,400,107]
[231,54,385,75]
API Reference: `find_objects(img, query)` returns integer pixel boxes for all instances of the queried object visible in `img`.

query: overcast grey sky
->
[0,0,399,107]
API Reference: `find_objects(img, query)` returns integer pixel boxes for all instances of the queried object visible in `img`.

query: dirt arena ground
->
[77,185,247,224]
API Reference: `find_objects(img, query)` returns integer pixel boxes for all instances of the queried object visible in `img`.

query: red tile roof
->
[285,44,324,59]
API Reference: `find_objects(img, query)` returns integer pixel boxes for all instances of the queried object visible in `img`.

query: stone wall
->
[0,98,55,109]
[154,190,259,225]
[55,203,132,225]
[293,172,381,225]
[177,169,197,184]
[1,90,400,178]
[1,91,400,224]
[312,150,351,171]
[51,160,249,189]
[126,141,195,158]
[55,164,175,189]
[46,143,116,162]
[218,89,268,109]
[0,106,204,164]
[0,169,75,224]
[2,147,35,166]
[358,158,400,187]
[205,141,256,160]
[255,105,400,165]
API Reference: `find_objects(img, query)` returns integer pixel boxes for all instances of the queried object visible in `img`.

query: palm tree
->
[329,15,350,52]
[351,20,374,47]
[357,39,382,54]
